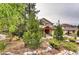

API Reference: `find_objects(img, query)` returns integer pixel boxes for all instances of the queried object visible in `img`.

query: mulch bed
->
[3,41,64,55]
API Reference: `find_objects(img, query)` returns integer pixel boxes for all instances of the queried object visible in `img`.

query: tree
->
[23,3,42,49]
[0,4,26,36]
[54,20,63,40]
[15,3,40,37]
[25,3,39,19]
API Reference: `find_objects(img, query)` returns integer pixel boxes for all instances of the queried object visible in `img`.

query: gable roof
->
[40,18,53,25]
[61,24,77,27]
[61,24,78,31]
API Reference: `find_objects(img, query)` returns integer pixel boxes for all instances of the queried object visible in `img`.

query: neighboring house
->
[61,24,78,35]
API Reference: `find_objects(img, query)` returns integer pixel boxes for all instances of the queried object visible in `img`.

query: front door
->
[44,26,50,34]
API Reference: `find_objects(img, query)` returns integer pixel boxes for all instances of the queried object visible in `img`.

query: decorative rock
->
[12,36,19,41]
[65,40,70,42]
[56,49,77,55]
[41,50,46,53]
[0,34,6,41]
[24,51,33,55]
[76,40,79,43]
[36,50,42,55]
[68,51,74,55]
[1,52,14,55]
[40,41,50,49]
[45,46,52,52]
[33,51,37,54]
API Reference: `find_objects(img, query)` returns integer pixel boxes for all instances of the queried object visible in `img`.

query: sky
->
[36,3,79,25]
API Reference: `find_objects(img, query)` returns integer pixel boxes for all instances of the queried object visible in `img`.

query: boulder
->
[12,36,19,41]
[0,34,6,41]
[24,51,33,55]
[56,50,76,55]
[45,46,52,52]
[40,41,50,49]
[76,40,79,43]
[33,51,37,55]
[65,40,70,42]
[36,50,42,55]
[1,52,14,55]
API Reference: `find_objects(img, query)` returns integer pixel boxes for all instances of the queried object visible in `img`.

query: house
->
[39,18,54,35]
[61,24,78,35]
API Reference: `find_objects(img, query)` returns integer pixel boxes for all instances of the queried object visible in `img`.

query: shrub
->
[9,25,16,33]
[64,37,76,42]
[23,31,42,49]
[63,42,78,52]
[64,37,68,40]
[0,41,6,52]
[49,39,61,49]
[23,32,30,45]
[68,38,76,42]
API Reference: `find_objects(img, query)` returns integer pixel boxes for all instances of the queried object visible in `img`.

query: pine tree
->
[23,3,42,49]
[54,20,63,40]
[25,3,39,19]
